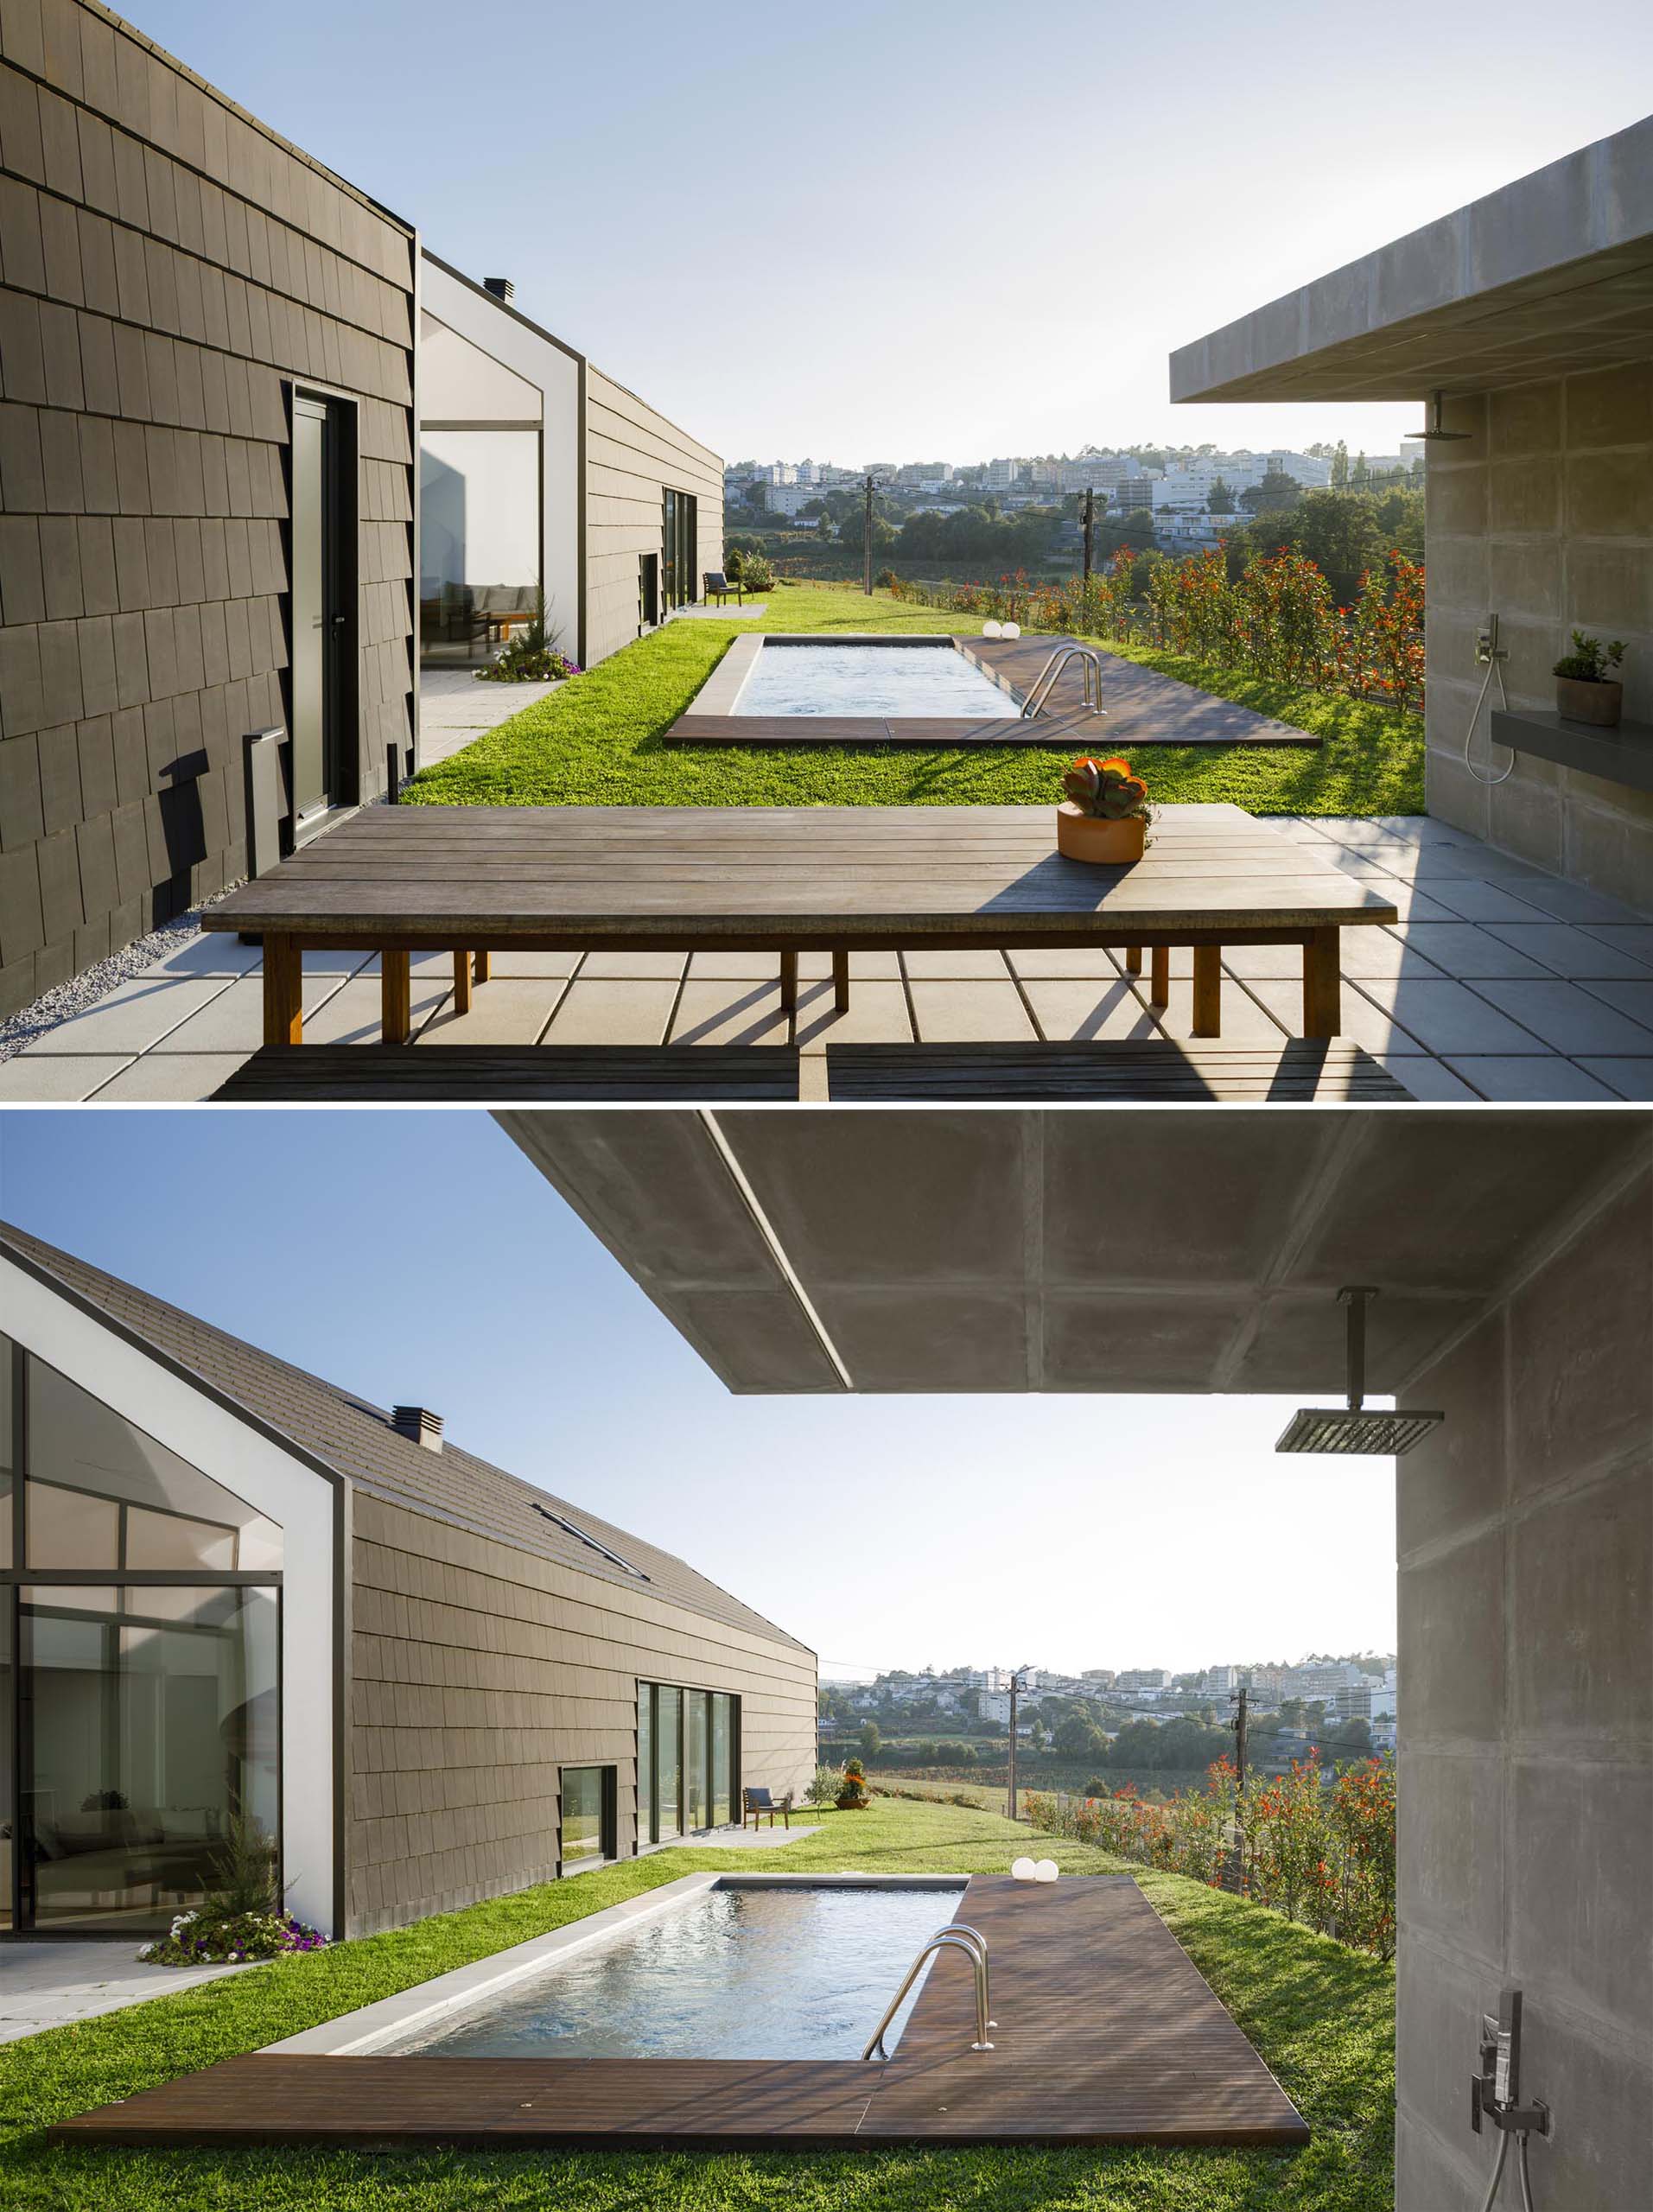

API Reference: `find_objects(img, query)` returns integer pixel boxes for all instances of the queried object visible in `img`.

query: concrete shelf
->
[1490,709,1653,793]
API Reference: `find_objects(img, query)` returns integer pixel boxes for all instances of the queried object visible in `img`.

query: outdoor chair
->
[703,569,744,607]
[743,1785,792,1830]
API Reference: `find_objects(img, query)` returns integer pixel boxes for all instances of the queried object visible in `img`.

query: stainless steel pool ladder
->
[1020,644,1106,719]
[861,1923,995,2060]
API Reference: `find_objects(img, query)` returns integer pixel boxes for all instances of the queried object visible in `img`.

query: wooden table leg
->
[452,950,472,1017]
[474,950,491,984]
[1192,945,1222,1037]
[1303,926,1341,1038]
[1124,944,1143,976]
[832,950,850,1014]
[263,934,302,1046]
[779,950,798,1016]
[1149,945,1170,1008]
[382,950,412,1045]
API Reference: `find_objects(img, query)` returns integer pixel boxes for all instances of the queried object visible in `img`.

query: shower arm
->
[1339,1287,1377,1412]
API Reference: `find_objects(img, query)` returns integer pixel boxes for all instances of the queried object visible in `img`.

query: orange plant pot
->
[1057,803,1146,864]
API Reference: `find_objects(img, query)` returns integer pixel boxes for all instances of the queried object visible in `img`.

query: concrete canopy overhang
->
[1169,117,1653,403]
[500,1109,1652,1398]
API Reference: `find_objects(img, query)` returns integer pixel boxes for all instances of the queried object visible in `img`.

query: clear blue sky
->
[1,1110,1396,1675]
[119,0,1653,465]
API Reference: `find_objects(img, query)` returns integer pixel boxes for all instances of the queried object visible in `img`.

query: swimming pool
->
[395,1883,959,2062]
[733,640,1014,718]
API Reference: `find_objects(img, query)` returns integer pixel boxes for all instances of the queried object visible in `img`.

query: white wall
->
[1,1256,341,1935]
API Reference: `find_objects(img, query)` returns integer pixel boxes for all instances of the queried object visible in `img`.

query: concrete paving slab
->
[1370,886,1469,924]
[1006,948,1126,980]
[1576,1058,1653,1099]
[577,952,690,980]
[1020,977,1167,1042]
[1404,879,1564,925]
[1243,980,1428,1055]
[136,935,264,978]
[1323,932,1447,981]
[416,980,570,1046]
[1579,979,1653,1033]
[901,950,1014,980]
[149,974,347,1053]
[906,979,1038,1041]
[17,975,232,1056]
[303,976,452,1047]
[0,1937,260,2044]
[1141,981,1290,1046]
[1501,877,1649,927]
[668,981,790,1047]
[1396,924,1558,979]
[1374,1054,1478,1101]
[1471,980,1653,1054]
[798,950,902,980]
[1581,925,1653,965]
[794,980,912,1047]
[541,980,681,1044]
[687,950,788,980]
[1482,923,1653,979]
[0,1054,134,1098]
[471,950,582,979]
[1351,978,1553,1054]
[91,1054,251,1100]
[1442,1057,1621,1102]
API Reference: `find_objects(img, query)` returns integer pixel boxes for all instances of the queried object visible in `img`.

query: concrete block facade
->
[1421,369,1651,911]
[0,0,415,1018]
[347,1489,817,1936]
[1395,1144,1653,2211]
[585,362,722,667]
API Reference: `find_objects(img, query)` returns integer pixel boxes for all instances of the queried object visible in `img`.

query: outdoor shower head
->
[1275,1287,1445,1457]
[1409,389,1472,442]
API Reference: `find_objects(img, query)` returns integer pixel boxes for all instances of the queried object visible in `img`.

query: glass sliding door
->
[686,1690,709,1832]
[560,1766,614,1871]
[636,1681,652,1847]
[20,1585,278,1933]
[711,1694,732,1827]
[655,1685,681,1841]
[661,489,699,612]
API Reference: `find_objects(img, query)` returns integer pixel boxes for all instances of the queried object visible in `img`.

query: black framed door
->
[289,395,349,832]
[661,490,697,612]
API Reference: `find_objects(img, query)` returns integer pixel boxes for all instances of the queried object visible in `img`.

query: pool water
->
[400,1885,960,2061]
[734,642,1013,718]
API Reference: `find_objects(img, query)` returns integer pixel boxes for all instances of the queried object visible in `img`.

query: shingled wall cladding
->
[0,0,415,1017]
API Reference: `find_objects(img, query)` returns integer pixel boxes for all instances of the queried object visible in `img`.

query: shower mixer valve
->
[1471,1988,1550,2139]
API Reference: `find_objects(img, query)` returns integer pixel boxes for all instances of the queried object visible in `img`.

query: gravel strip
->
[0,885,243,1065]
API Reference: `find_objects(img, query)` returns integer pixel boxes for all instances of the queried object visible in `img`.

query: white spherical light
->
[1033,1859,1059,1884]
[982,619,1003,639]
[1010,1856,1037,1882]
[1001,621,1021,639]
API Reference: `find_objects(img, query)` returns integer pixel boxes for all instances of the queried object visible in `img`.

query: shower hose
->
[1478,2124,1540,2212]
[1463,643,1516,786]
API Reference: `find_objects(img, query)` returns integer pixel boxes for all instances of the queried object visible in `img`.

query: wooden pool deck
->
[50,1877,1309,2151]
[664,632,1322,749]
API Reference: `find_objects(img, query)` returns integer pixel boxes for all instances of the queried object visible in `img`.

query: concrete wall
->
[1394,1137,1653,2211]
[0,0,415,1018]
[346,1489,817,1935]
[1424,370,1652,909]
[585,364,722,666]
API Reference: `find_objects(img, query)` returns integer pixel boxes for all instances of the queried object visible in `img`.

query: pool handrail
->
[861,1926,995,2061]
[1020,644,1106,718]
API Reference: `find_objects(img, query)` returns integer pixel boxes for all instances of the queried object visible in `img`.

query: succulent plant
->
[1062,754,1152,822]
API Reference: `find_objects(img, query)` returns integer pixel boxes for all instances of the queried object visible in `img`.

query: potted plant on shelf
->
[1057,755,1153,863]
[1553,631,1626,727]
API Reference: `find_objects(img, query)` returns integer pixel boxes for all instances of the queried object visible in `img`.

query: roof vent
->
[391,1405,444,1452]
[483,276,514,303]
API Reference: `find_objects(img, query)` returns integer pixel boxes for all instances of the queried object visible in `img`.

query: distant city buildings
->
[826,1653,1396,1729]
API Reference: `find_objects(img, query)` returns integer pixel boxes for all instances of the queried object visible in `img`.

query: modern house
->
[0,0,725,1023]
[418,254,723,673]
[0,1218,817,1940]
[504,1106,1653,2212]
[1171,114,1653,913]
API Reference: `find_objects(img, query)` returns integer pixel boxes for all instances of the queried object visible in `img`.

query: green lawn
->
[2,1797,1393,2212]
[405,583,1424,817]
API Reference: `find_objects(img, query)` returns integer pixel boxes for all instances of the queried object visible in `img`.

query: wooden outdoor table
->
[203,804,1398,1048]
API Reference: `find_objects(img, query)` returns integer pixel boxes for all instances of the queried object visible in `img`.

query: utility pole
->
[1227,1683,1249,1895]
[1006,1669,1027,1821]
[1082,486,1095,588]
[1230,1683,1249,1792]
[861,474,878,596]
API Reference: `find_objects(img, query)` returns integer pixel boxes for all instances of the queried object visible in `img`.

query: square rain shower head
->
[1275,1406,1445,1456]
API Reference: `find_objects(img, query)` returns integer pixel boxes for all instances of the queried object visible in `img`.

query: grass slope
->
[2,1798,1392,2212]
[405,584,1423,817]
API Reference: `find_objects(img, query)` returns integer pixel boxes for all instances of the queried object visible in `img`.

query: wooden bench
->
[826,1040,1412,1101]
[204,804,1399,1050]
[213,1046,800,1101]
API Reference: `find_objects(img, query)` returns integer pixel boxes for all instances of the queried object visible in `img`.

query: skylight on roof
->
[531,1503,650,1580]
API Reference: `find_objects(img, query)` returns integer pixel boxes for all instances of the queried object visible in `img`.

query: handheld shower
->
[1463,613,1516,787]
[1275,1288,1445,1456]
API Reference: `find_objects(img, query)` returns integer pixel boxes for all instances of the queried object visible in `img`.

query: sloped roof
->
[0,1221,810,1656]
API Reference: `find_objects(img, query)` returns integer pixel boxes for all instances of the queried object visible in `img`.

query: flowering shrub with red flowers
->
[889,543,1424,716]
[1025,1750,1396,1959]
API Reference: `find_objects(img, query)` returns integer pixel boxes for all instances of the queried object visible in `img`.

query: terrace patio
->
[2,806,1647,1102]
